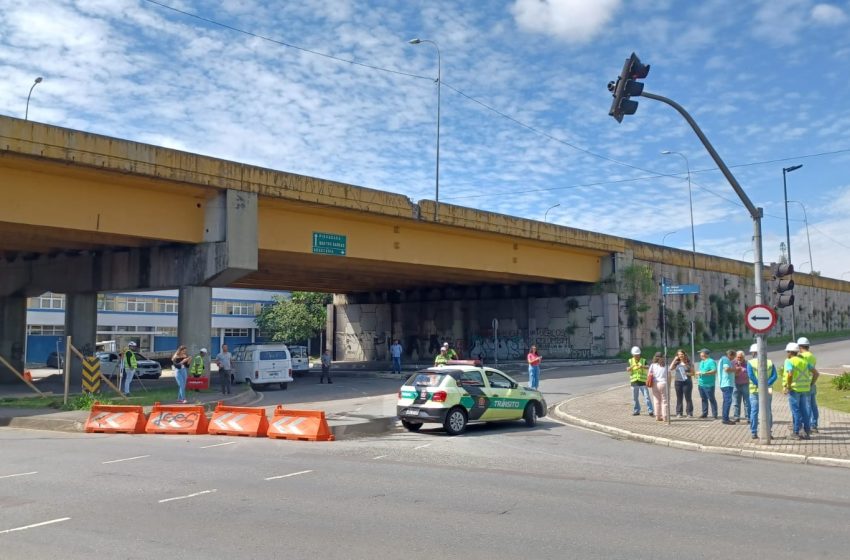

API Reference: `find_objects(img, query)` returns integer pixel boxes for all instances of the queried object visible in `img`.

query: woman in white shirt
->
[648,352,668,422]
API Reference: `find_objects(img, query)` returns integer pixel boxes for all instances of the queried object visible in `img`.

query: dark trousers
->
[720,386,733,421]
[674,378,694,416]
[699,385,718,417]
[320,365,332,383]
[219,368,232,395]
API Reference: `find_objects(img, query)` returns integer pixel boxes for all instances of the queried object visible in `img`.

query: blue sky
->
[2,0,849,279]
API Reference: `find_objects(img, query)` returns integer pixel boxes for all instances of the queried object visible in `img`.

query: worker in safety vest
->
[190,348,207,378]
[796,337,821,433]
[745,343,777,439]
[626,346,653,417]
[782,342,816,440]
[442,342,458,360]
[122,341,139,395]
[434,347,450,366]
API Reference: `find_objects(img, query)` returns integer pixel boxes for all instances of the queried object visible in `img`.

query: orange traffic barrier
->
[208,402,269,437]
[267,406,335,442]
[85,403,147,434]
[23,370,33,382]
[145,402,208,435]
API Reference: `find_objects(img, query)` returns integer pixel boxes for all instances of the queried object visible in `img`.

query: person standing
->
[697,348,718,419]
[122,341,138,396]
[434,347,450,366]
[627,346,654,416]
[746,343,777,439]
[732,350,751,422]
[669,349,694,417]
[443,342,458,360]
[783,342,816,440]
[189,348,207,393]
[797,337,821,433]
[718,349,737,424]
[390,339,403,375]
[171,345,190,404]
[648,352,668,422]
[527,345,542,390]
[320,349,332,384]
[215,344,233,396]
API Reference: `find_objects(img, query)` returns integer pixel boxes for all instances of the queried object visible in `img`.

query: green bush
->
[832,372,850,391]
[62,392,108,411]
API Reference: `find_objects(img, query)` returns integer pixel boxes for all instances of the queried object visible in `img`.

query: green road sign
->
[312,232,347,256]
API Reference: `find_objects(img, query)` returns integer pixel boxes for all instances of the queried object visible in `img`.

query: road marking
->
[0,471,38,479]
[200,441,236,449]
[265,469,313,481]
[158,489,217,503]
[102,455,150,464]
[372,455,387,460]
[0,517,71,534]
[413,443,431,450]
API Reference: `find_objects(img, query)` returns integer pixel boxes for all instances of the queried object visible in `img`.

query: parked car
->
[288,345,310,376]
[232,344,293,389]
[46,351,64,369]
[97,351,162,380]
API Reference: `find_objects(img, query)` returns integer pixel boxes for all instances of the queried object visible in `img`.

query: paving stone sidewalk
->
[557,385,850,464]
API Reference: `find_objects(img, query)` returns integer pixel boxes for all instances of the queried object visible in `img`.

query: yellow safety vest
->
[785,355,812,393]
[434,354,449,366]
[628,357,648,383]
[747,358,773,394]
[189,354,205,377]
[124,349,138,369]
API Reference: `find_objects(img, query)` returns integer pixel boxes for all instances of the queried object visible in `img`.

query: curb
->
[551,399,850,470]
[0,414,86,433]
[330,417,398,439]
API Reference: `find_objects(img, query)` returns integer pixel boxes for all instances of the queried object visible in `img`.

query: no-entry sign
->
[745,304,777,334]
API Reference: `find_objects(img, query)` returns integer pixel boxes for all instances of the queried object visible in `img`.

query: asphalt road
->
[2,340,849,559]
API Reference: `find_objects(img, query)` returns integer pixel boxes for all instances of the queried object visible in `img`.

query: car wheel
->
[401,420,423,432]
[443,407,468,435]
[280,382,288,390]
[523,402,538,427]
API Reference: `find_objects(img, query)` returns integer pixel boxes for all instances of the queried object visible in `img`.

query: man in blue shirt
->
[718,349,737,424]
[697,349,718,419]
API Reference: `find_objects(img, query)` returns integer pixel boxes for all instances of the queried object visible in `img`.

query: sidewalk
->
[553,385,850,468]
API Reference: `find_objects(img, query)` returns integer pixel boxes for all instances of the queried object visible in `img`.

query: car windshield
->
[260,350,287,360]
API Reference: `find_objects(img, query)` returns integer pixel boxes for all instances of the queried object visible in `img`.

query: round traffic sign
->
[745,304,777,334]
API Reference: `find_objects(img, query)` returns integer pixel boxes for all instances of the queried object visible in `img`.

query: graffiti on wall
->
[468,331,527,360]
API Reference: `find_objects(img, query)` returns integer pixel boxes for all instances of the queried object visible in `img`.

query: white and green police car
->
[396,363,547,435]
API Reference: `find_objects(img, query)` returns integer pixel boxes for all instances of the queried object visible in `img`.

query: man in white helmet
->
[782,342,816,440]
[626,346,654,416]
[746,343,777,439]
[797,337,821,433]
[122,341,139,395]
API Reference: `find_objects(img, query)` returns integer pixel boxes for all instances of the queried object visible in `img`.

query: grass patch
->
[0,386,220,411]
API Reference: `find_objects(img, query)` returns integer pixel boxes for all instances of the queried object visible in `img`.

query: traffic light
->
[608,53,650,122]
[774,263,795,308]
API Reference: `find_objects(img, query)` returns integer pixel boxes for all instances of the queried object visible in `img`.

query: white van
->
[289,345,310,376]
[232,344,293,390]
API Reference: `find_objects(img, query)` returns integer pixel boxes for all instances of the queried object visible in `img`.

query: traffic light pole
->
[641,91,771,444]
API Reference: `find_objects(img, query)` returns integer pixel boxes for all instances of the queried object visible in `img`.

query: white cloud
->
[510,0,621,43]
[811,3,849,25]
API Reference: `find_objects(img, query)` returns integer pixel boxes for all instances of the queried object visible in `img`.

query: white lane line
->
[158,489,217,503]
[0,471,38,480]
[264,469,313,481]
[413,443,431,450]
[102,455,150,465]
[0,517,71,534]
[372,455,387,460]
[200,442,236,449]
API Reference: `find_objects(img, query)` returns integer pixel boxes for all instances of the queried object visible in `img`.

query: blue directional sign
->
[663,283,700,296]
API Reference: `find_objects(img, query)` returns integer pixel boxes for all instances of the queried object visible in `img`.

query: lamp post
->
[661,151,696,268]
[742,248,753,261]
[782,164,803,339]
[662,230,678,246]
[787,199,813,273]
[544,203,560,222]
[408,38,441,222]
[25,76,43,121]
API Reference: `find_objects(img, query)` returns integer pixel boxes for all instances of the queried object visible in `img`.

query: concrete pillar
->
[0,296,27,384]
[64,293,98,387]
[178,286,212,368]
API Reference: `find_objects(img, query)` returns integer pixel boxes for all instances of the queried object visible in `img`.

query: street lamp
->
[544,203,560,222]
[662,230,678,246]
[661,151,696,268]
[25,76,43,121]
[787,199,813,273]
[782,163,803,339]
[408,38,441,222]
[742,248,754,261]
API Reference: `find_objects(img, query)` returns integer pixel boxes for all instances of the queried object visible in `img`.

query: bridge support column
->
[178,286,212,366]
[64,293,97,388]
[0,296,26,384]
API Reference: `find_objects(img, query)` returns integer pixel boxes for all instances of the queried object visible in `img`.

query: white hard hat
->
[785,342,799,353]
[796,337,810,346]
[749,343,759,353]
[128,341,137,347]
[200,348,208,353]
[630,346,641,355]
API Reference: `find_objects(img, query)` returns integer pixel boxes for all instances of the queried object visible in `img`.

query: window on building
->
[125,297,153,313]
[29,293,65,310]
[157,299,178,313]
[226,302,253,315]
[27,325,65,335]
[224,328,250,337]
[212,301,227,315]
[158,327,177,336]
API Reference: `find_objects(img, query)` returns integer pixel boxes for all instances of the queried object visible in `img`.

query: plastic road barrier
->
[208,402,269,437]
[267,406,335,442]
[186,377,210,390]
[85,403,147,434]
[145,402,209,435]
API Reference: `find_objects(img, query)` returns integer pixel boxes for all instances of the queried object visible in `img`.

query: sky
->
[2,0,849,280]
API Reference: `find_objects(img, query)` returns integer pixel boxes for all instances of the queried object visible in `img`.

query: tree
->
[255,292,332,344]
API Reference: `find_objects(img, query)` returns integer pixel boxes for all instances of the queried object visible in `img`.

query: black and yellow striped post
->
[82,356,102,394]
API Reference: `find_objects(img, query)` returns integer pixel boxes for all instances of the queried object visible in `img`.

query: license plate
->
[267,371,279,377]
[405,408,419,416]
